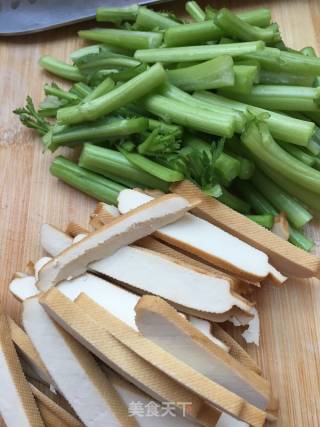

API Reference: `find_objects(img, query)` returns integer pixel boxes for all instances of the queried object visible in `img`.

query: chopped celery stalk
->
[96,5,139,23]
[184,134,240,184]
[70,45,103,62]
[142,94,235,137]
[234,59,261,77]
[300,47,320,87]
[44,117,148,151]
[246,214,274,229]
[111,64,148,82]
[221,65,258,94]
[164,21,221,47]
[301,46,317,57]
[241,120,320,195]
[193,91,315,146]
[82,77,115,103]
[239,47,281,70]
[50,156,125,204]
[135,7,180,30]
[255,162,320,214]
[219,37,235,44]
[70,82,92,97]
[167,56,235,91]
[259,69,315,86]
[185,1,206,22]
[77,54,141,74]
[134,41,265,63]
[307,138,320,156]
[148,119,183,136]
[44,84,79,102]
[162,84,245,133]
[57,63,166,125]
[204,5,217,19]
[222,85,320,111]
[237,8,271,27]
[235,180,277,215]
[251,170,313,228]
[70,44,131,62]
[39,56,84,82]
[218,187,251,214]
[278,141,316,167]
[304,111,320,126]
[120,150,184,182]
[288,227,315,252]
[78,28,163,50]
[79,144,170,192]
[279,51,320,76]
[224,150,255,179]
[235,180,314,251]
[215,8,279,43]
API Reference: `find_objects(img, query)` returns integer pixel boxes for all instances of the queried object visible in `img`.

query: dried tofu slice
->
[0,313,45,427]
[117,189,280,284]
[8,318,52,386]
[37,193,195,291]
[90,203,120,229]
[40,224,253,323]
[30,383,82,427]
[105,367,203,427]
[40,224,73,257]
[211,325,261,375]
[22,297,139,427]
[72,293,267,426]
[135,296,272,411]
[172,180,320,279]
[90,244,252,316]
[39,288,220,427]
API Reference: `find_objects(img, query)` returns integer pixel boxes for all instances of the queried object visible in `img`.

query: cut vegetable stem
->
[134,41,265,63]
[79,144,170,192]
[218,187,251,214]
[222,85,320,112]
[82,77,115,103]
[44,117,148,151]
[246,214,274,229]
[162,84,245,133]
[235,180,314,251]
[193,91,315,146]
[215,8,278,43]
[166,56,235,91]
[164,20,222,47]
[237,8,271,28]
[78,28,163,50]
[135,6,180,30]
[142,93,235,137]
[184,134,241,184]
[278,141,316,167]
[96,5,138,23]
[251,170,313,229]
[39,56,84,82]
[120,150,184,183]
[57,63,166,125]
[44,84,78,102]
[259,69,315,86]
[50,156,125,204]
[185,1,206,22]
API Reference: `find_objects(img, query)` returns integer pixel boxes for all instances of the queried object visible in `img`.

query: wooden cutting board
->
[1,1,320,426]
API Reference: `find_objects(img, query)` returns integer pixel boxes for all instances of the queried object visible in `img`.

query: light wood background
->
[1,1,320,426]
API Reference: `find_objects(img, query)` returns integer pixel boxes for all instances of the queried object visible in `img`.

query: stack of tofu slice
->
[3,181,320,427]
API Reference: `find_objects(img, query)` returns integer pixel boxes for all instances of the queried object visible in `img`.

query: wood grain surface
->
[1,1,320,426]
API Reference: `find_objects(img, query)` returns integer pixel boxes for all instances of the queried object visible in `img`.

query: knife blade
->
[0,0,170,36]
